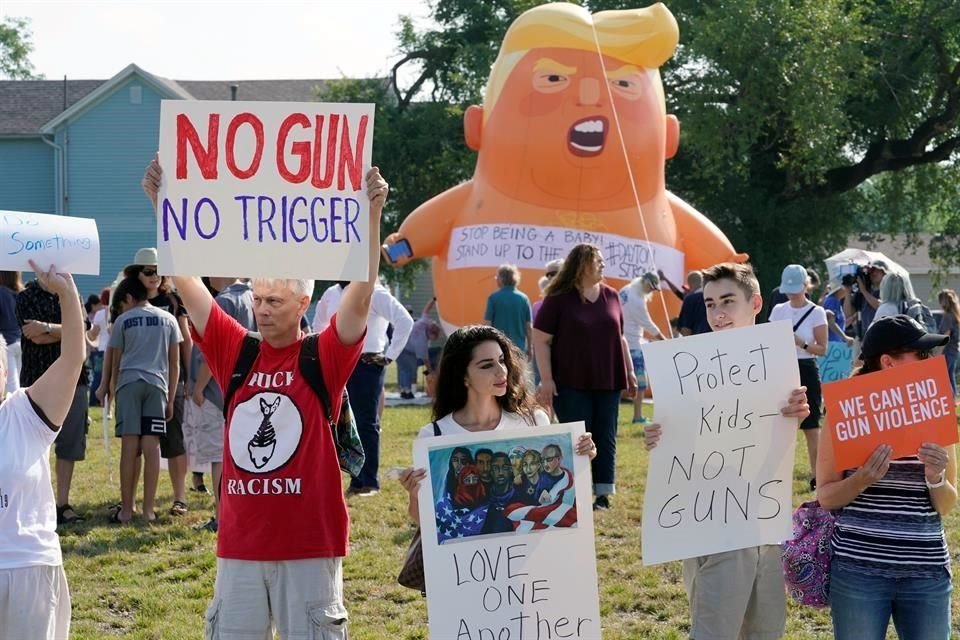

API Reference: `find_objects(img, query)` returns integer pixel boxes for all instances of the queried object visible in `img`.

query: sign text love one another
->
[157,100,374,279]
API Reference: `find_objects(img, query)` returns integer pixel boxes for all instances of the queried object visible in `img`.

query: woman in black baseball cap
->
[817,315,955,639]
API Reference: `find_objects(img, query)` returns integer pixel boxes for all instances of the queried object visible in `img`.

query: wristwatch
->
[43,323,51,334]
[801,342,808,351]
[926,471,946,489]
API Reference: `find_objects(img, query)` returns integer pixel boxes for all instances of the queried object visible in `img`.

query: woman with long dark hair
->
[399,325,596,525]
[818,315,957,639]
[532,244,637,510]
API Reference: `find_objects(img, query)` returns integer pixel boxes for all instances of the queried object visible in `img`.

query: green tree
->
[317,77,475,289]
[382,0,960,290]
[0,16,39,80]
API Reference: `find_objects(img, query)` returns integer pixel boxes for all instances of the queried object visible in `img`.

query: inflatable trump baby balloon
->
[383,2,744,332]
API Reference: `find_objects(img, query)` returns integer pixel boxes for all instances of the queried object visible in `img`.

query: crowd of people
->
[0,156,958,640]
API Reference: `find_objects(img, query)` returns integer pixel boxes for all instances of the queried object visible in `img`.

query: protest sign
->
[448,223,684,283]
[640,321,800,566]
[818,341,854,383]
[157,100,374,279]
[0,210,100,275]
[413,422,600,640]
[823,355,957,472]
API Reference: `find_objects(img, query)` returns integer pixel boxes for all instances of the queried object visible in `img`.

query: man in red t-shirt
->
[143,158,388,640]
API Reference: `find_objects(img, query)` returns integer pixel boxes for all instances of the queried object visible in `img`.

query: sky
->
[3,0,433,81]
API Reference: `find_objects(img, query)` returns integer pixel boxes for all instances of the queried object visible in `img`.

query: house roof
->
[0,79,103,136]
[0,64,333,136]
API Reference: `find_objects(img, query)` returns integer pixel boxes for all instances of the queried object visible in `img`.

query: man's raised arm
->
[141,155,214,336]
[336,167,388,346]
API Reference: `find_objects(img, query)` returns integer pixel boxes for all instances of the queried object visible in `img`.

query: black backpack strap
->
[223,331,262,420]
[298,333,333,423]
[793,305,817,333]
[432,421,441,436]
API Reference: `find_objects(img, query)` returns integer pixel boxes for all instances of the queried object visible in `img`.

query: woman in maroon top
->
[533,244,637,510]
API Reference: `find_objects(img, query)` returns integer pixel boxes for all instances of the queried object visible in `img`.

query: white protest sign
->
[448,223,685,284]
[158,100,374,279]
[640,321,799,565]
[0,210,100,275]
[413,422,601,640]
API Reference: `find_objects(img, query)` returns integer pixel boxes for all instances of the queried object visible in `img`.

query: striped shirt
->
[832,457,950,578]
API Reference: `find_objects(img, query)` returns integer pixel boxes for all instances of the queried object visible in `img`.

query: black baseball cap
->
[860,315,949,359]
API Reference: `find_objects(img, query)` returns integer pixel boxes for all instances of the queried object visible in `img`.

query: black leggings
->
[797,358,822,430]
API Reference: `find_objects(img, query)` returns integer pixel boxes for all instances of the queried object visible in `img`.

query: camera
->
[838,264,869,290]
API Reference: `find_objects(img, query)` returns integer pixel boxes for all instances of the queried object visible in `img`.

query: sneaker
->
[593,496,610,511]
[194,517,218,533]
[190,484,209,494]
[400,391,415,400]
[346,486,379,497]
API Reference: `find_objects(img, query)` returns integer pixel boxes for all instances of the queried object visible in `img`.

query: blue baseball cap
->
[780,264,808,294]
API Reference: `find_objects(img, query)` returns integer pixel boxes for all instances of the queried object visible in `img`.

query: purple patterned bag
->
[781,501,835,608]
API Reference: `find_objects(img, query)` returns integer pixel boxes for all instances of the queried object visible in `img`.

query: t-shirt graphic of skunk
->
[249,396,281,469]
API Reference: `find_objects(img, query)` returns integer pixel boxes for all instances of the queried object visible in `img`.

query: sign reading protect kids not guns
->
[640,321,800,566]
[823,356,957,472]
[157,100,374,279]
[413,422,601,640]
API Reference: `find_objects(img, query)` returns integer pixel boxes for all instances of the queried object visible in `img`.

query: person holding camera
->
[844,261,886,339]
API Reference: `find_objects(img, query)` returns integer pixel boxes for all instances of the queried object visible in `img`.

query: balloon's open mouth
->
[567,116,608,157]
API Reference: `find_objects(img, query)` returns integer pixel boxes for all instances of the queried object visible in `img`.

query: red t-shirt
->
[193,304,363,560]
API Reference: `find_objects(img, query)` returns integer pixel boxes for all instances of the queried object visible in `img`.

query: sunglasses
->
[141,268,158,276]
[545,271,558,278]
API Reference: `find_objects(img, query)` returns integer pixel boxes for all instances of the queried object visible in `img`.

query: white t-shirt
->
[769,301,827,360]
[0,389,62,569]
[620,286,662,352]
[93,307,110,352]
[418,408,551,438]
[873,301,900,326]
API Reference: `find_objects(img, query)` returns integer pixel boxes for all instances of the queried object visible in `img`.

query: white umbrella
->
[823,248,907,289]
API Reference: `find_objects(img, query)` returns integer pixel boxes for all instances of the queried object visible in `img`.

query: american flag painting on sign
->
[504,468,577,532]
[427,432,580,544]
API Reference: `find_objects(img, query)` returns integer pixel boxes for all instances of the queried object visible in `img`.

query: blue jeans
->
[553,388,620,496]
[830,563,952,640]
[346,360,386,490]
[944,349,958,397]
[88,351,104,406]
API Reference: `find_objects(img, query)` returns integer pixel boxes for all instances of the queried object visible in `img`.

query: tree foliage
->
[362,0,960,290]
[0,17,39,80]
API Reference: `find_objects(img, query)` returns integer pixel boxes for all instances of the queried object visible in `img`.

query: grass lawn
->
[60,403,957,639]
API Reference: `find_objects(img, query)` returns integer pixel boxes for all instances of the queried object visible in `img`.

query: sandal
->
[56,504,85,525]
[169,500,188,516]
[109,510,131,525]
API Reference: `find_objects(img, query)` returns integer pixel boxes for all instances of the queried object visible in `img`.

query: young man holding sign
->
[143,158,388,640]
[644,263,809,640]
[818,315,956,639]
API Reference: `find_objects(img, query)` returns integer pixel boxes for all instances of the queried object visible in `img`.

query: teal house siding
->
[58,78,162,293]
[0,138,55,213]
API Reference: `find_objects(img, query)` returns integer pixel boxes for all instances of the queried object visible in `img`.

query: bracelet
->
[926,471,946,489]
[801,342,808,351]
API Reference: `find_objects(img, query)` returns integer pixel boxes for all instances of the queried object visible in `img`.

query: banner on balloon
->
[817,341,854,383]
[413,422,600,640]
[640,321,800,565]
[823,356,957,472]
[0,210,100,275]
[157,100,374,279]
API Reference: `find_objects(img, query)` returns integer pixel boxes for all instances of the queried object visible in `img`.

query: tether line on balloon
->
[589,21,675,338]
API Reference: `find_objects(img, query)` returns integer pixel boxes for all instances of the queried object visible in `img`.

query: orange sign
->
[823,356,958,471]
